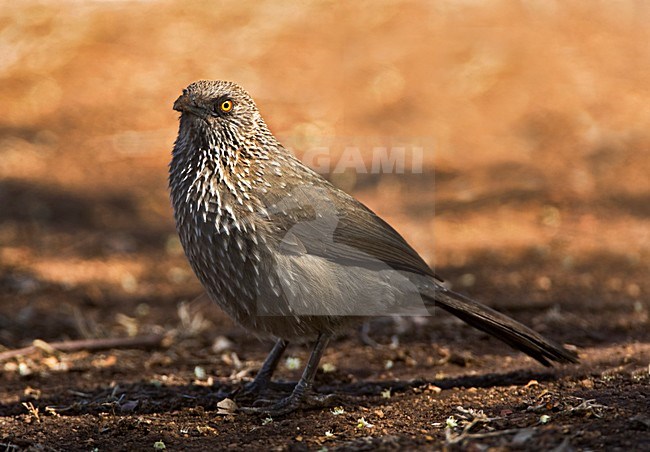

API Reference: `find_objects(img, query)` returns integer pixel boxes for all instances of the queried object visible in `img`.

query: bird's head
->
[173,80,269,148]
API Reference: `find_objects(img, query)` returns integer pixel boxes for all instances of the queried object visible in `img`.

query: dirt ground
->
[1,1,649,450]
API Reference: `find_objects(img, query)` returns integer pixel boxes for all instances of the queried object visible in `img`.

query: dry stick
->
[447,427,536,445]
[0,334,165,361]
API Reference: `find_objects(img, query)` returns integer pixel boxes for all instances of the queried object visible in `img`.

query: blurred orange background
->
[1,1,648,316]
[1,4,648,447]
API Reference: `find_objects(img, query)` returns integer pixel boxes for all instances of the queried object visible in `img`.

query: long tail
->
[424,288,578,366]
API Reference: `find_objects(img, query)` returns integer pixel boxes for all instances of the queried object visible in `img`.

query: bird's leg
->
[240,333,334,416]
[233,338,288,399]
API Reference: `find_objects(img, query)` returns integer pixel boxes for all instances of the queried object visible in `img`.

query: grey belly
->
[184,226,431,341]
[228,251,431,340]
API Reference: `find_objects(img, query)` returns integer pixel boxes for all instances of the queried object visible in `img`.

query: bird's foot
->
[231,379,297,401]
[230,378,267,400]
[239,391,339,417]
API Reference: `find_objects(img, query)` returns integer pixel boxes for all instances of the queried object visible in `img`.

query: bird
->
[169,80,578,415]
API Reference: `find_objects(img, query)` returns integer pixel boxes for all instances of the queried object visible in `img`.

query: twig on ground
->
[0,334,165,361]
[444,406,534,446]
[567,398,611,418]
[446,427,536,444]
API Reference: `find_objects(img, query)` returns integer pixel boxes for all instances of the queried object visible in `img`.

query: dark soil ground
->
[1,2,649,450]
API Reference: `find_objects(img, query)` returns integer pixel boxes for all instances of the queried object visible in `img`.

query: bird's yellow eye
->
[220,100,233,112]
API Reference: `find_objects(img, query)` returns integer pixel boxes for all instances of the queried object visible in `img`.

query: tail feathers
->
[424,289,578,366]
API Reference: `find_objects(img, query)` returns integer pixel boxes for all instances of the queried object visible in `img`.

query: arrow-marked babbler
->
[169,80,578,415]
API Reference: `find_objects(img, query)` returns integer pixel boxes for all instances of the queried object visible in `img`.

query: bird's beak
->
[173,94,189,112]
[173,93,209,120]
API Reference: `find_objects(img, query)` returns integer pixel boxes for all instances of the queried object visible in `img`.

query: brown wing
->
[257,160,438,279]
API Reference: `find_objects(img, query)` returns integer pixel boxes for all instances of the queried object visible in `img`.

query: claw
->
[251,397,275,407]
[238,391,340,416]
[238,394,303,416]
[232,380,266,400]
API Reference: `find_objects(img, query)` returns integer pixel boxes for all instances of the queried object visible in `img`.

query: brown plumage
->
[169,80,578,415]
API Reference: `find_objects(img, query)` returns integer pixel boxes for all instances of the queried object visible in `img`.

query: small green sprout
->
[356,417,374,429]
[445,416,458,428]
[194,366,206,380]
[285,357,301,370]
